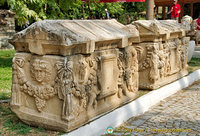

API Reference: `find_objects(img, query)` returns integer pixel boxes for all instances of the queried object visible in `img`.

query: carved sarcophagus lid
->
[10,19,140,56]
[133,20,187,42]
[10,20,140,132]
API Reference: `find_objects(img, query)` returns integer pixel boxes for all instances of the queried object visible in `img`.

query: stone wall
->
[0,10,15,49]
[9,19,188,132]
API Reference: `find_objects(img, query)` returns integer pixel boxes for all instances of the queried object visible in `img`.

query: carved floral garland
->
[14,57,57,112]
[19,81,56,111]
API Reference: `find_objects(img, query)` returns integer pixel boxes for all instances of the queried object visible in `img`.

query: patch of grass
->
[188,58,200,73]
[0,91,11,100]
[0,50,15,67]
[0,103,61,135]
[3,118,32,134]
[188,58,200,66]
[0,50,15,91]
[0,106,14,117]
[58,132,65,135]
[37,126,45,132]
[14,122,32,135]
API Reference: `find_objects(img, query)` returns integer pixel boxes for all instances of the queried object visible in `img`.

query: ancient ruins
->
[133,20,189,89]
[10,19,189,132]
[0,10,15,49]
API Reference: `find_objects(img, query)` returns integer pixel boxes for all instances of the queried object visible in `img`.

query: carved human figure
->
[163,43,171,76]
[56,58,75,121]
[158,44,165,78]
[11,57,25,106]
[124,46,138,92]
[117,57,125,98]
[78,59,87,83]
[13,57,56,112]
[175,39,182,71]
[30,59,51,83]
[55,58,88,120]
[149,45,160,83]
[86,57,99,109]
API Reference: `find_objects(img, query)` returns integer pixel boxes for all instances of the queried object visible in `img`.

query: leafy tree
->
[0,0,6,5]
[0,0,76,26]
[0,0,146,28]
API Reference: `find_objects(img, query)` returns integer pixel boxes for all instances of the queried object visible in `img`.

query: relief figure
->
[30,59,51,83]
[55,58,88,121]
[124,46,138,92]
[149,45,160,83]
[15,57,56,112]
[86,57,99,109]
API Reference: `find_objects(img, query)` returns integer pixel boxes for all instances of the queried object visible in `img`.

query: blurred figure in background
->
[196,15,200,46]
[167,0,181,22]
[105,9,110,19]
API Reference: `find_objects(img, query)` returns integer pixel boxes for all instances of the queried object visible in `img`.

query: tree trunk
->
[146,0,154,20]
[82,4,85,19]
[87,1,91,19]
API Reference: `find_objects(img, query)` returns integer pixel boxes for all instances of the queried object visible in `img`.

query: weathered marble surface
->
[10,19,139,132]
[10,19,140,55]
[10,19,189,132]
[132,20,189,89]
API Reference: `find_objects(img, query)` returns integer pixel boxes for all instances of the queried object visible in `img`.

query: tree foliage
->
[0,0,146,28]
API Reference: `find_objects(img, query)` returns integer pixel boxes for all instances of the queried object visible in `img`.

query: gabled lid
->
[132,20,187,42]
[10,19,140,56]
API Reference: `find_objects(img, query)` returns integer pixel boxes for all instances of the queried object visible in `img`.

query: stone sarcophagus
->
[10,20,140,132]
[132,20,189,89]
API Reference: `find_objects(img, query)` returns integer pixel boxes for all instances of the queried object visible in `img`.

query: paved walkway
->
[104,81,200,136]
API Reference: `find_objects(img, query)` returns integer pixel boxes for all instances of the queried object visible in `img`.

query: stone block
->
[132,20,188,89]
[10,19,139,132]
[9,19,189,131]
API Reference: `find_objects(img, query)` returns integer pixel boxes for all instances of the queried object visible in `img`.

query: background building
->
[155,0,200,20]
